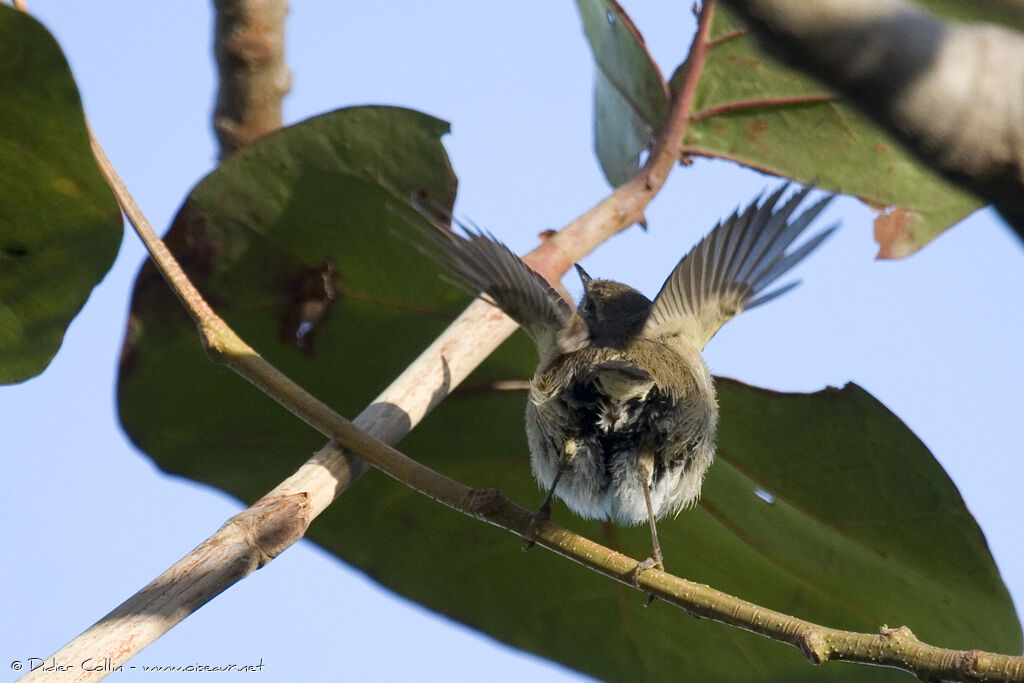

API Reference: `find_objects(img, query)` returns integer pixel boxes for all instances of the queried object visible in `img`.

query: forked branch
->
[23,2,1024,682]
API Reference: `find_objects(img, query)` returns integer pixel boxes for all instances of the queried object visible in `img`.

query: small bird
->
[415,185,836,574]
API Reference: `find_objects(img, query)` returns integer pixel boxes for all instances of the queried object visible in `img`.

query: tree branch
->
[28,5,705,675]
[718,0,1024,240]
[26,425,1024,682]
[26,3,1023,682]
[212,0,290,160]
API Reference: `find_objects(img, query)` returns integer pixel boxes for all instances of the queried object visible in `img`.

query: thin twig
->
[24,2,1024,682]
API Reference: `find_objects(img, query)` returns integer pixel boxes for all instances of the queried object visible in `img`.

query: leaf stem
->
[706,26,747,47]
[690,93,836,121]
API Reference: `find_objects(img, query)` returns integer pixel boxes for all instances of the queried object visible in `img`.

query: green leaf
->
[120,107,1018,679]
[0,7,122,383]
[119,105,460,498]
[577,0,669,186]
[576,2,982,257]
[681,5,981,258]
[320,380,1019,682]
[711,381,1017,651]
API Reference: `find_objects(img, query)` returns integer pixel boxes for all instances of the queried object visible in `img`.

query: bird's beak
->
[574,263,592,286]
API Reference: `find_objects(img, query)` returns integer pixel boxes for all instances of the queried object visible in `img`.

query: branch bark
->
[718,0,1024,240]
[213,0,290,159]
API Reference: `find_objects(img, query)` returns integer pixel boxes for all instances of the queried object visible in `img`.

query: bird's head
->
[570,264,651,349]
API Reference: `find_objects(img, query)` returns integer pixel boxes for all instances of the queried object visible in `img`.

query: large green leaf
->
[0,7,122,383]
[119,106,460,496]
[577,0,670,187]
[577,1,981,257]
[323,381,1018,682]
[680,5,981,258]
[120,106,1018,681]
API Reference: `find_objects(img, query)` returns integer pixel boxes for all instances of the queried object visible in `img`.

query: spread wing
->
[412,216,571,360]
[644,184,837,350]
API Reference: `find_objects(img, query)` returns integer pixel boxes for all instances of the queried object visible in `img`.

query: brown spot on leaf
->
[875,142,886,154]
[278,259,339,355]
[873,207,922,259]
[726,54,761,69]
[743,119,771,154]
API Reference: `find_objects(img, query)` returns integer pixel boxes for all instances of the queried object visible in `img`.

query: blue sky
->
[3,2,1022,681]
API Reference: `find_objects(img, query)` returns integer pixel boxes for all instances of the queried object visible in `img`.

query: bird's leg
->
[522,461,566,551]
[633,457,665,594]
[535,465,563,521]
[639,476,665,570]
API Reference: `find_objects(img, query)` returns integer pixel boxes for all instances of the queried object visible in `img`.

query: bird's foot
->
[521,501,552,552]
[632,552,665,606]
[631,553,664,584]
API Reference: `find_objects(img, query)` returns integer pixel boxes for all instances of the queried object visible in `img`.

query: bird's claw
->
[521,502,552,551]
[632,554,664,584]
[632,553,665,605]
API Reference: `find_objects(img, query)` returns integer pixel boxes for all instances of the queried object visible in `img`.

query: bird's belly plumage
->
[526,343,717,525]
